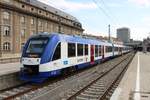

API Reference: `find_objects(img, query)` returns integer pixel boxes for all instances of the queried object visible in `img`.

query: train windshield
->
[26,38,48,54]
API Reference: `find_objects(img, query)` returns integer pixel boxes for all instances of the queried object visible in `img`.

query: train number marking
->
[63,60,68,65]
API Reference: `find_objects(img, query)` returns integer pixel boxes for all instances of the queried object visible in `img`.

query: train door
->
[102,46,104,59]
[118,47,120,55]
[119,47,122,55]
[112,44,114,56]
[90,45,94,64]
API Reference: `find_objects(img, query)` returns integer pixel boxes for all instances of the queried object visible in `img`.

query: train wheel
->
[61,68,68,76]
[71,66,76,72]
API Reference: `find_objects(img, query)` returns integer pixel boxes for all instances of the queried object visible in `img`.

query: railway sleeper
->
[76,96,91,100]
[81,92,100,98]
[76,96,98,100]
[90,86,104,90]
[87,87,105,92]
[84,90,102,95]
[78,93,99,99]
[92,84,105,87]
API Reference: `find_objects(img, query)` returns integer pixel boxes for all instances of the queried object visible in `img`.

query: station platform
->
[0,62,22,90]
[0,62,20,75]
[110,52,150,100]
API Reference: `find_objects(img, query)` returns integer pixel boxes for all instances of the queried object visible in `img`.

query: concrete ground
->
[0,62,22,90]
[0,62,20,75]
[110,52,150,100]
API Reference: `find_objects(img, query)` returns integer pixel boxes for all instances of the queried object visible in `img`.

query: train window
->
[52,43,61,61]
[118,47,122,52]
[109,46,112,52]
[124,47,126,51]
[99,45,101,56]
[26,38,48,54]
[115,47,118,51]
[95,45,98,57]
[106,46,108,52]
[68,43,76,57]
[77,44,83,56]
[105,46,107,52]
[85,44,88,55]
[106,46,112,52]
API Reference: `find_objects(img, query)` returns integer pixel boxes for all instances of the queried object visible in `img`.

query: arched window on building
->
[3,26,10,36]
[3,42,10,51]
[20,16,25,23]
[45,22,48,28]
[21,29,25,37]
[3,11,10,20]
[38,20,42,27]
[31,18,34,25]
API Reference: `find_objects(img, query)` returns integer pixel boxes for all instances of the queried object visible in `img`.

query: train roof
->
[31,32,113,46]
[113,44,124,47]
[29,32,132,48]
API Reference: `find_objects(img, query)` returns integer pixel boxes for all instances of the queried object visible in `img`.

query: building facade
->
[143,38,150,52]
[0,0,84,58]
[117,27,130,43]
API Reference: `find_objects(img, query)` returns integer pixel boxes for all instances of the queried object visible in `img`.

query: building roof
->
[117,27,130,30]
[22,0,80,22]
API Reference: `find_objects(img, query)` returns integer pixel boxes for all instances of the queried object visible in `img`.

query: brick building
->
[0,0,84,58]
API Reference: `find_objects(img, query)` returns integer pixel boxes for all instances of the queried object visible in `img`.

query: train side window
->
[105,46,107,52]
[52,43,61,61]
[95,45,98,57]
[99,45,101,56]
[68,43,76,57]
[77,44,83,56]
[115,47,118,51]
[106,46,108,52]
[119,47,122,52]
[106,46,112,52]
[108,46,112,52]
[85,44,88,55]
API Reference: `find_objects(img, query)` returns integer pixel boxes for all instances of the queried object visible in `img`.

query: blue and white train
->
[20,32,131,82]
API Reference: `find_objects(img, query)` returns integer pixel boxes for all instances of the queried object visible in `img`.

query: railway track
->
[0,84,33,100]
[0,52,135,100]
[63,53,135,100]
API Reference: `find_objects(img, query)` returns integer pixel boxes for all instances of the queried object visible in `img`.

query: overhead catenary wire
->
[42,0,120,37]
[92,0,124,39]
[99,0,121,25]
[92,0,120,26]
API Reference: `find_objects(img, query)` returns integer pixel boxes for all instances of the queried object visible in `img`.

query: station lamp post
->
[108,24,111,42]
[0,25,1,57]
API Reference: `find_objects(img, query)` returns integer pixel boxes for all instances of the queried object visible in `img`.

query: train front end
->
[20,34,51,83]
